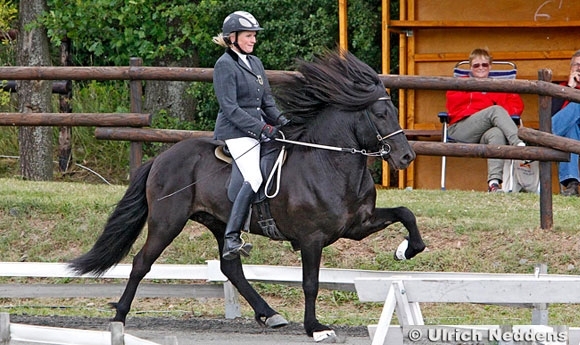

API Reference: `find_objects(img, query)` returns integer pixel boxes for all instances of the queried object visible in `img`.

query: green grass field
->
[0,177,579,327]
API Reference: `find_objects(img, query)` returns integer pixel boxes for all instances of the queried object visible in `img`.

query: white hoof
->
[313,330,337,342]
[395,239,409,260]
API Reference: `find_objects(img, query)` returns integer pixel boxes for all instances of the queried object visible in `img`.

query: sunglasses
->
[471,63,490,69]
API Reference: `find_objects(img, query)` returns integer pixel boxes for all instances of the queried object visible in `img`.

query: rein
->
[275,97,405,158]
[274,134,401,157]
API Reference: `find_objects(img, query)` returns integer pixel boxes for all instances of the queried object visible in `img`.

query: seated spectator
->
[551,49,580,197]
[445,48,525,193]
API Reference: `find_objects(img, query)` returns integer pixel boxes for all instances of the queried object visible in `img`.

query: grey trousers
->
[447,105,523,183]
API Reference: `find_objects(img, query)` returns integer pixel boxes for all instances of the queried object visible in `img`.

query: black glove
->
[278,115,291,127]
[261,124,280,140]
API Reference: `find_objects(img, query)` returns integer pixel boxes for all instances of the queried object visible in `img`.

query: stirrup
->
[239,231,252,256]
[222,237,253,260]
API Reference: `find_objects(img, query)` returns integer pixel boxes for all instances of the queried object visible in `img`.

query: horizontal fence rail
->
[410,141,570,161]
[1,66,580,102]
[0,113,151,127]
[95,127,212,142]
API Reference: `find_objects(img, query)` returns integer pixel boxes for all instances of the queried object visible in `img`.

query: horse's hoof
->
[394,238,409,260]
[313,330,343,343]
[265,314,289,328]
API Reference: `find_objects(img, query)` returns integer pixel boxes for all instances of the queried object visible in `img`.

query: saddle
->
[214,140,287,241]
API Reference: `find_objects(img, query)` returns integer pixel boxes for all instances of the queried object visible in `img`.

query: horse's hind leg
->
[196,214,287,328]
[111,215,188,323]
[219,257,288,327]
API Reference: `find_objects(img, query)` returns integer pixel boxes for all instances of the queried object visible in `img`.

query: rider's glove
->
[261,124,280,140]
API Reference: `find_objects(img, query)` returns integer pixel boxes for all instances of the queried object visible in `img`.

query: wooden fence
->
[2,63,580,229]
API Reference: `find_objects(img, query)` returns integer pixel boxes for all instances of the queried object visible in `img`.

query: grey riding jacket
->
[213,49,282,141]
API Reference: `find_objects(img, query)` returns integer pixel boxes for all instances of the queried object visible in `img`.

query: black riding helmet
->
[222,11,263,54]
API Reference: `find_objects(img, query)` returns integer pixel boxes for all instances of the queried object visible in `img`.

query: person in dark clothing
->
[212,11,289,259]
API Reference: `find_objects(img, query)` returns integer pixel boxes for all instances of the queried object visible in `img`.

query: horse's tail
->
[69,159,154,276]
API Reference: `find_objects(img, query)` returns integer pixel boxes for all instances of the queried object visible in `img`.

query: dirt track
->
[10,315,371,344]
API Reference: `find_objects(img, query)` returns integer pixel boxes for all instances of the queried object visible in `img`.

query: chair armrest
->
[438,111,449,124]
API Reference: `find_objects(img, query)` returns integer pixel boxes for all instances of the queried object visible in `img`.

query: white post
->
[0,313,10,345]
[371,282,398,345]
[224,281,242,319]
[532,263,549,325]
[164,335,179,345]
[110,322,125,345]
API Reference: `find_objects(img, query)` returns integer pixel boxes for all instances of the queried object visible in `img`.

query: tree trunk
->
[17,0,53,180]
[144,58,197,123]
[144,80,196,122]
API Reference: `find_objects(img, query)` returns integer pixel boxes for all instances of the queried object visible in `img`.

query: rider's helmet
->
[222,11,263,36]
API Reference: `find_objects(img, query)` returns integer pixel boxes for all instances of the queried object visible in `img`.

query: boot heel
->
[238,243,253,257]
[222,242,253,260]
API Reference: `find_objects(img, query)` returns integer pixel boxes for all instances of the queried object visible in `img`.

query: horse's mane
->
[274,49,386,125]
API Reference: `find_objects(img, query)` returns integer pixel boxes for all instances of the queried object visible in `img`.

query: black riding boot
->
[222,181,255,260]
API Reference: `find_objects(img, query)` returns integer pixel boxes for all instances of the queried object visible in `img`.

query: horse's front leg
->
[300,243,335,338]
[347,206,426,260]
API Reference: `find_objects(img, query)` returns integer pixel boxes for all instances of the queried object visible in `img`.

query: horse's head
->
[274,49,416,170]
[359,92,416,170]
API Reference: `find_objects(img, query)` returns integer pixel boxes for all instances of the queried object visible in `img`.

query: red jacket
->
[554,81,580,111]
[445,79,524,125]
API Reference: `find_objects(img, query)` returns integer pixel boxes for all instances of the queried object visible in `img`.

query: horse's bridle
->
[363,96,404,158]
[275,97,404,158]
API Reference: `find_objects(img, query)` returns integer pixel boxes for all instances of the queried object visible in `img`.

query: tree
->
[39,0,382,123]
[18,0,53,180]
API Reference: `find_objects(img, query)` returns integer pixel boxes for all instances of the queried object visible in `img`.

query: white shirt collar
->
[233,50,251,70]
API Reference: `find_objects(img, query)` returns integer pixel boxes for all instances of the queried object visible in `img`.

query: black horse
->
[69,49,425,339]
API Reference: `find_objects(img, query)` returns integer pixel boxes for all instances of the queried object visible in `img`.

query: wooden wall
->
[386,0,580,191]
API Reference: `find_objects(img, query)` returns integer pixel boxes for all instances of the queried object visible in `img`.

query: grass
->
[0,177,580,328]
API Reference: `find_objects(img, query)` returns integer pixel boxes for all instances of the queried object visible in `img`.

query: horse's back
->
[146,137,230,220]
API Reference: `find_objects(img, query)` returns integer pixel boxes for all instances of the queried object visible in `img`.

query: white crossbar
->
[355,276,580,304]
[355,275,580,345]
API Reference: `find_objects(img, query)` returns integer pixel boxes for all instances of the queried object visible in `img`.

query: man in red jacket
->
[446,48,525,192]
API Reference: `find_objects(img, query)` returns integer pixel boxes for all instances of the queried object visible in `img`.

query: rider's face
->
[232,31,256,54]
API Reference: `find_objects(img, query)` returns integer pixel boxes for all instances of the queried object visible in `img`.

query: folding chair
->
[438,60,520,191]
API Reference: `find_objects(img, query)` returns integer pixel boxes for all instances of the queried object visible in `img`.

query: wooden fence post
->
[58,37,73,173]
[129,57,144,181]
[538,69,553,230]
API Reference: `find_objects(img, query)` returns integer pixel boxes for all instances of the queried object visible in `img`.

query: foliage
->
[40,0,199,66]
[39,0,382,71]
[0,0,17,33]
[0,0,18,106]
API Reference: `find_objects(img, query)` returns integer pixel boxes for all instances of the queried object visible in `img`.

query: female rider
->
[212,11,289,260]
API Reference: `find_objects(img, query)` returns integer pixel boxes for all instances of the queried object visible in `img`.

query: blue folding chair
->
[438,61,520,191]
